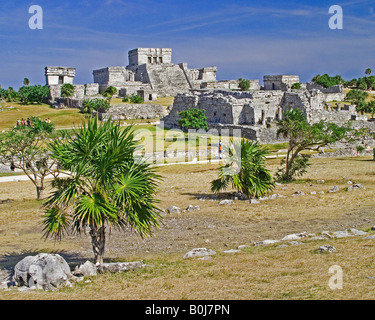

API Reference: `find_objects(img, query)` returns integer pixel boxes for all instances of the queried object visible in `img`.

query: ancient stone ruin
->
[43,46,374,144]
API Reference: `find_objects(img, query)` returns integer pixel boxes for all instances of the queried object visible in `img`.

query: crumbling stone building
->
[162,75,363,144]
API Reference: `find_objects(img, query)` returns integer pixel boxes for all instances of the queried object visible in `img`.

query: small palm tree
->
[42,117,162,264]
[211,139,275,200]
[61,83,75,98]
[102,86,117,102]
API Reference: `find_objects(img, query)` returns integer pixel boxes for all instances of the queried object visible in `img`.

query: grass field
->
[1,155,375,299]
[0,96,174,132]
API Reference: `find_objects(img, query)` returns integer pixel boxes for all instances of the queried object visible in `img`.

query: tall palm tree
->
[42,117,162,264]
[211,139,275,200]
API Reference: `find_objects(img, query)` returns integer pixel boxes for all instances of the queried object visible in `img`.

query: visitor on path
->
[218,140,223,159]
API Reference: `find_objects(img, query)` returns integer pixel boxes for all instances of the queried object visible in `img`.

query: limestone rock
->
[347,184,365,192]
[183,248,216,259]
[223,249,241,253]
[350,228,367,236]
[281,232,308,241]
[292,191,305,196]
[254,239,280,246]
[13,253,72,291]
[186,205,200,212]
[96,261,144,273]
[318,245,337,253]
[333,230,352,238]
[166,206,181,214]
[73,260,97,277]
[219,199,233,205]
[329,186,339,193]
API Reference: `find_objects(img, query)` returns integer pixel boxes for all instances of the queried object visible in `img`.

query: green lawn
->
[0,101,86,131]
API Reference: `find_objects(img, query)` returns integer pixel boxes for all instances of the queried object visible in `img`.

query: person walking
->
[218,140,223,159]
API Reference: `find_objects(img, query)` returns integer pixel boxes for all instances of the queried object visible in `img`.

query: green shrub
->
[291,83,302,89]
[122,94,144,103]
[178,108,208,130]
[312,74,345,88]
[61,83,75,97]
[238,78,250,91]
[82,98,110,114]
[18,85,49,104]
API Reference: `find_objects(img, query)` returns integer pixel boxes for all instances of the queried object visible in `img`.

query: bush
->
[312,74,345,88]
[291,83,302,89]
[82,98,110,114]
[18,85,49,104]
[178,108,208,130]
[61,83,74,97]
[122,94,144,103]
[102,86,117,100]
[0,87,18,102]
[346,89,369,104]
[238,78,250,91]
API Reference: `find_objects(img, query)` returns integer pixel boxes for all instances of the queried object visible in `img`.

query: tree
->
[312,74,345,88]
[368,100,375,118]
[365,68,372,75]
[346,89,368,104]
[4,87,18,102]
[122,94,144,104]
[238,78,250,91]
[61,83,74,98]
[178,108,208,130]
[276,109,350,182]
[291,83,302,89]
[23,78,30,86]
[18,85,49,104]
[81,98,111,115]
[357,77,368,90]
[211,139,275,200]
[42,118,162,264]
[102,86,117,101]
[0,117,59,199]
[356,100,368,115]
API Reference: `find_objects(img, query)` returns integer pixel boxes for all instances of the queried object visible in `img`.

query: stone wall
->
[93,67,134,86]
[145,64,191,96]
[128,48,172,67]
[263,75,300,91]
[45,67,75,86]
[98,104,166,121]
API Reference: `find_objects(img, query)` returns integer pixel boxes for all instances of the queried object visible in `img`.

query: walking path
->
[0,154,285,183]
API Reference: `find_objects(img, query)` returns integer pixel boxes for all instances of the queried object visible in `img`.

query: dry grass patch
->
[0,102,85,131]
[0,155,375,299]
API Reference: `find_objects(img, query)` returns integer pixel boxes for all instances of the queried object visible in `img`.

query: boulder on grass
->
[13,253,72,291]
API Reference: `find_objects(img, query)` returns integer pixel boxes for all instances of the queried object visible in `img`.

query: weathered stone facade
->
[162,82,364,144]
[92,47,245,98]
[98,103,166,121]
[45,67,75,85]
[263,75,300,91]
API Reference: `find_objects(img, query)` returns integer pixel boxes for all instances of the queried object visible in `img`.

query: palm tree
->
[368,100,375,118]
[211,139,275,200]
[102,86,117,102]
[365,68,372,75]
[42,117,162,264]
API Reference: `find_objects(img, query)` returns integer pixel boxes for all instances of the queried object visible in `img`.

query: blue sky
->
[0,0,374,88]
